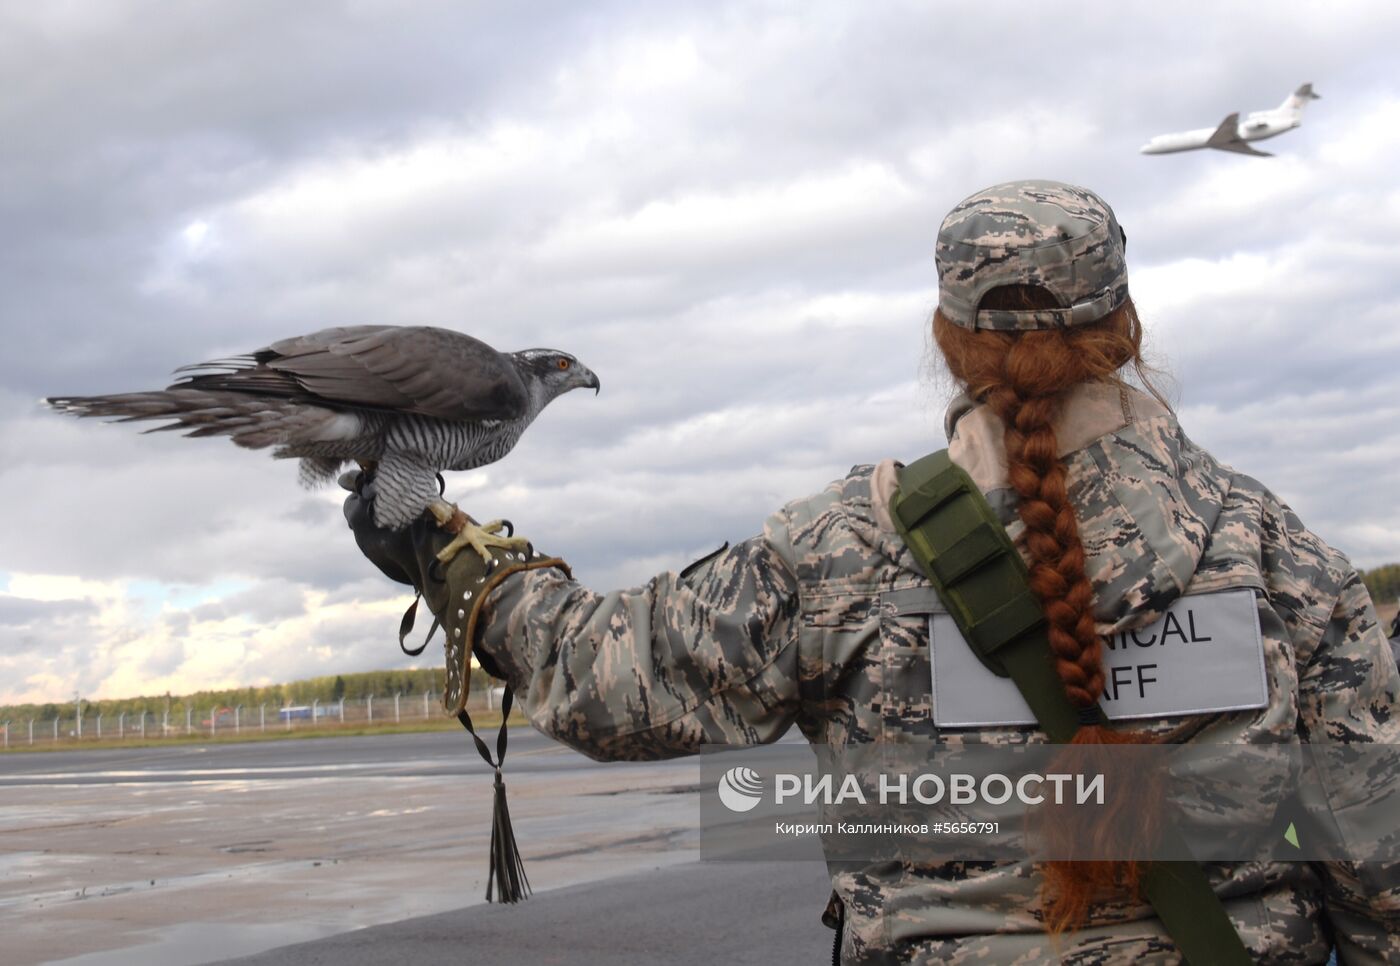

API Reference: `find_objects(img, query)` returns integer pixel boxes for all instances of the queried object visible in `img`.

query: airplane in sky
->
[1140,84,1320,157]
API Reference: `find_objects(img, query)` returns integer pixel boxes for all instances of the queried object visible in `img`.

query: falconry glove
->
[341,468,572,903]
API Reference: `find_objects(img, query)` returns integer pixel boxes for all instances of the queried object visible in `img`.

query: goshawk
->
[48,325,600,561]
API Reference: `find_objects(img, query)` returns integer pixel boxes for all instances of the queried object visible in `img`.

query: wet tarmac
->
[1,730,720,964]
[218,859,834,966]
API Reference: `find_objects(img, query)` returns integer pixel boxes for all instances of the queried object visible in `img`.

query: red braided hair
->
[934,286,1168,932]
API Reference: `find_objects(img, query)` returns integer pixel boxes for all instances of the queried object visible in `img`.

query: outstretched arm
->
[342,472,806,762]
[476,536,804,761]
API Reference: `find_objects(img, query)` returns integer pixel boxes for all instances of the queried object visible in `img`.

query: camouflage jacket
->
[477,383,1400,964]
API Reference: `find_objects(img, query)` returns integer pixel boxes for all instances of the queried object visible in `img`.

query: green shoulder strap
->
[890,450,1252,966]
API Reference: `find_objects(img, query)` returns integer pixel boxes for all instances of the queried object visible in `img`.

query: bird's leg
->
[426,498,530,565]
[351,459,379,495]
[427,497,464,530]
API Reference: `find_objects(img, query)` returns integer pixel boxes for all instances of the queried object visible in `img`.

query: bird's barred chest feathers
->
[387,415,528,470]
[285,383,548,495]
[284,412,530,465]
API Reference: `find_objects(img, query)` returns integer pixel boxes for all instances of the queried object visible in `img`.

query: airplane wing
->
[1206,113,1242,147]
[1211,140,1274,157]
[1205,112,1273,157]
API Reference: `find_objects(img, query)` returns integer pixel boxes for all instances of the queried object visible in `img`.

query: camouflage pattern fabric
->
[475,386,1400,964]
[936,180,1130,331]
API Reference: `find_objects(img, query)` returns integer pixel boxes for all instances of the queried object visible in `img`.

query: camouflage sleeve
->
[1297,567,1400,963]
[473,534,804,762]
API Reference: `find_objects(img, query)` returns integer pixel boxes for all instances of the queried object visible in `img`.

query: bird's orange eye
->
[557,358,570,370]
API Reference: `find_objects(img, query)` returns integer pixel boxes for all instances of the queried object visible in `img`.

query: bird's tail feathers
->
[296,456,348,489]
[46,389,309,450]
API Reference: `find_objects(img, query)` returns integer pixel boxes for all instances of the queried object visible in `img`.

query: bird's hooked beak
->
[576,365,601,396]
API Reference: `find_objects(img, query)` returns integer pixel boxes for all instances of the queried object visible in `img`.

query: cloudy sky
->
[2,1,1397,706]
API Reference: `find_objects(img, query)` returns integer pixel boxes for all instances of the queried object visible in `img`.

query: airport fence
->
[0,687,509,750]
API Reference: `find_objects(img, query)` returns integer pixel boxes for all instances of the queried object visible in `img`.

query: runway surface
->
[0,728,601,783]
[0,730,832,964]
[219,860,834,966]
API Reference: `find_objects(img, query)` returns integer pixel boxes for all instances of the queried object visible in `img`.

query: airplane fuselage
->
[1139,84,1317,157]
[1140,111,1299,154]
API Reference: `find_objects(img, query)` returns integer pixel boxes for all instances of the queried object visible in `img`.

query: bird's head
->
[513,349,601,403]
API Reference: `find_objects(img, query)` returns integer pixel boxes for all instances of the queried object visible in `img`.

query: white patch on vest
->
[931,588,1267,727]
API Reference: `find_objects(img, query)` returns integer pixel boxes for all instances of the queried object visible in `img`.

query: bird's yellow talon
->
[428,502,528,564]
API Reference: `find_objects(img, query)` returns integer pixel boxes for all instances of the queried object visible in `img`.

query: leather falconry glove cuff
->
[341,470,570,680]
[340,469,571,903]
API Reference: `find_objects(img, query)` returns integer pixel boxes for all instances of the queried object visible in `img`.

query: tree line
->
[1361,563,1400,606]
[0,667,501,723]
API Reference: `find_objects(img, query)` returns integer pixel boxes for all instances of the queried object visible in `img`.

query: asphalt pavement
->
[8,730,834,964]
[218,859,835,966]
[0,728,605,783]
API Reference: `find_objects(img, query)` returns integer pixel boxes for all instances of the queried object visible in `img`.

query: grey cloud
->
[319,577,410,608]
[189,582,308,625]
[139,635,188,680]
[162,611,192,638]
[0,0,629,399]
[242,612,435,686]
[0,596,98,629]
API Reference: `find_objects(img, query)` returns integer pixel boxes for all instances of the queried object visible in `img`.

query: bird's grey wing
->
[181,326,529,421]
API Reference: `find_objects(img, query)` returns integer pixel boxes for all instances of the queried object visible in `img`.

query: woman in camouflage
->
[347,180,1400,963]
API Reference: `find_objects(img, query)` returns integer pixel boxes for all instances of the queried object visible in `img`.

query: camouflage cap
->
[935,179,1129,331]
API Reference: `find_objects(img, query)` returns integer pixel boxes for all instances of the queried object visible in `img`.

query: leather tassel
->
[458,687,529,903]
[487,766,530,903]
